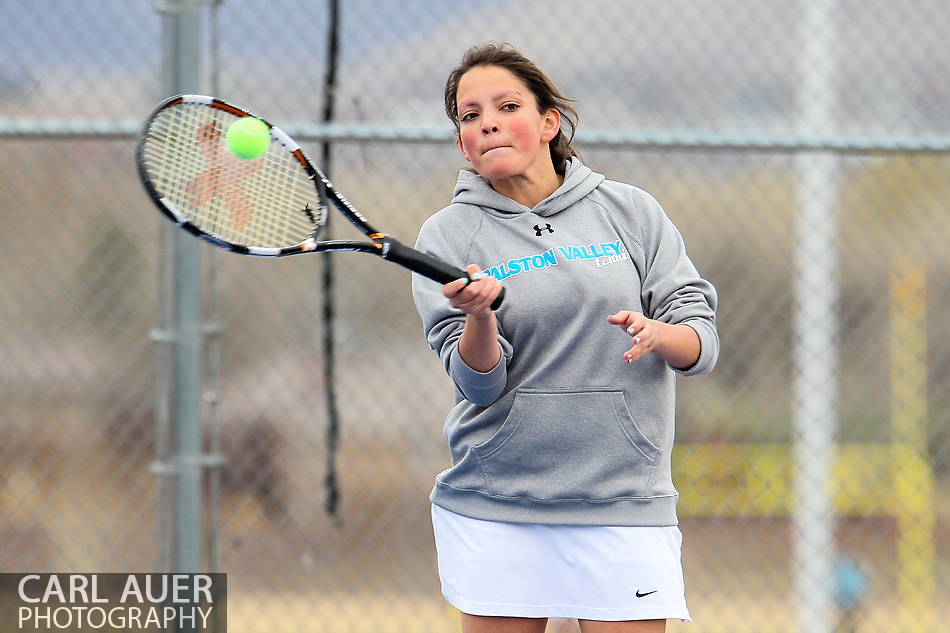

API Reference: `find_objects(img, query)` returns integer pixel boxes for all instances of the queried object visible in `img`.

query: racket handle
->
[383,238,505,310]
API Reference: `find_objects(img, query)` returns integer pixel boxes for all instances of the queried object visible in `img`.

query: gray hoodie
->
[412,158,718,527]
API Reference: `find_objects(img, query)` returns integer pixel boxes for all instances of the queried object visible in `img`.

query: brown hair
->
[445,43,579,175]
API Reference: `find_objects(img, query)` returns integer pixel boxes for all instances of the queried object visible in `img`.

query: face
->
[455,65,560,184]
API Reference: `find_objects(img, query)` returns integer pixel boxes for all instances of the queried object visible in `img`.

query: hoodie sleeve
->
[411,208,513,406]
[614,187,720,377]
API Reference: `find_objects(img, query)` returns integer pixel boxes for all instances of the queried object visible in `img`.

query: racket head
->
[136,95,328,256]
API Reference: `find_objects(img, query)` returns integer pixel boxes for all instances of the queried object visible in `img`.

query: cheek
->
[508,119,540,150]
[458,128,478,158]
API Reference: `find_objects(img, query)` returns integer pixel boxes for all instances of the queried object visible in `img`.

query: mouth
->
[482,145,508,156]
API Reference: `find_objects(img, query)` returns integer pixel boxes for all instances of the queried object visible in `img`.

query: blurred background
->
[1,1,948,632]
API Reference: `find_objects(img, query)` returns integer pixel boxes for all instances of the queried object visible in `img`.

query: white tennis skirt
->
[432,505,691,622]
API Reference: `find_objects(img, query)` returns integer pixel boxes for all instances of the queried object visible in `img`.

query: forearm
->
[441,264,504,373]
[651,321,701,370]
[458,313,502,373]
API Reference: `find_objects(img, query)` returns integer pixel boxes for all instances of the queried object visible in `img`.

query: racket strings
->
[141,103,322,249]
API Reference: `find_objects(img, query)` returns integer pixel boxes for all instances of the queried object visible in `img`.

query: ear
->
[540,108,561,144]
[457,134,472,163]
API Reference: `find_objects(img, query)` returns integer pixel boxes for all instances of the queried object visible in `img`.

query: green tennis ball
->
[225,117,270,160]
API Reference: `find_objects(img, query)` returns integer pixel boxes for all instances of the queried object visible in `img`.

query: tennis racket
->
[136,94,503,309]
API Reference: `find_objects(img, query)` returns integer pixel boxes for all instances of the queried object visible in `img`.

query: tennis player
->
[412,43,719,633]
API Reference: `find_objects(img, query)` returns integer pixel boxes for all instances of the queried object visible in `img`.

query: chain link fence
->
[1,1,949,632]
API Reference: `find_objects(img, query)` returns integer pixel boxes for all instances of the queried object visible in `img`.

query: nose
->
[481,114,499,135]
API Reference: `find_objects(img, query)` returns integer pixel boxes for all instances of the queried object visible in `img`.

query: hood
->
[451,158,606,218]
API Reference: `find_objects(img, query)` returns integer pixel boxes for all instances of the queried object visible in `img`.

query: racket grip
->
[383,238,505,310]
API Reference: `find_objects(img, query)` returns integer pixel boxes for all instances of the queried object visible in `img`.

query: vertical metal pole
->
[152,214,173,573]
[206,0,224,576]
[792,1,839,632]
[160,0,204,576]
[321,0,342,521]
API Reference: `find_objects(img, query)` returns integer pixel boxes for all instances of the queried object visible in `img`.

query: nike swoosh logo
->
[636,590,657,598]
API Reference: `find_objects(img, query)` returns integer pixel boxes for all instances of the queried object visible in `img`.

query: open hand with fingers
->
[608,311,657,364]
[608,310,703,370]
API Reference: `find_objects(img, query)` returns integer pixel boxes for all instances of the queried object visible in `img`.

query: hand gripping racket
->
[136,94,504,309]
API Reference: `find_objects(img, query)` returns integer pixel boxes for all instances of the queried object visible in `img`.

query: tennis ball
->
[225,117,270,160]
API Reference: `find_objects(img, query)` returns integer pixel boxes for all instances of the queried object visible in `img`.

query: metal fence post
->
[793,1,840,632]
[158,0,204,577]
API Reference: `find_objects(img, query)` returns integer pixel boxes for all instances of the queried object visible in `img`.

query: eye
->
[460,111,478,122]
[501,102,519,112]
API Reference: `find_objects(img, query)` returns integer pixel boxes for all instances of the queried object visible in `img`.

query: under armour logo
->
[534,223,554,236]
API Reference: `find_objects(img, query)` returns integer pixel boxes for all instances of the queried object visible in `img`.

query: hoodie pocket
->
[471,388,661,502]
